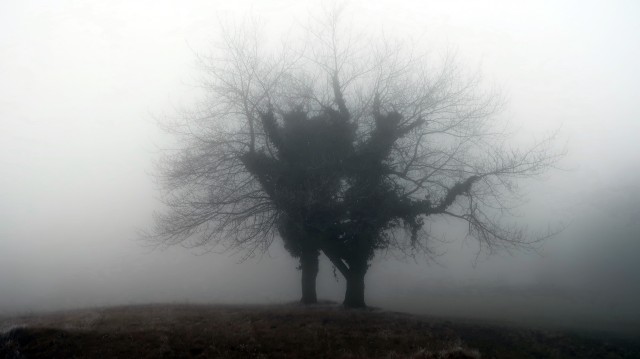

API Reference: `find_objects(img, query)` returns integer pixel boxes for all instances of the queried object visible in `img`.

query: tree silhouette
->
[146,9,561,307]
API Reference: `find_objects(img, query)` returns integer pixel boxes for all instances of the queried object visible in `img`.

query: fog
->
[1,0,639,335]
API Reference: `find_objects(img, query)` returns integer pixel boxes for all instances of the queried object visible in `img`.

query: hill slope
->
[1,303,638,358]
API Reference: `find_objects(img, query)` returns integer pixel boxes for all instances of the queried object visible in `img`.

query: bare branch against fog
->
[143,8,562,306]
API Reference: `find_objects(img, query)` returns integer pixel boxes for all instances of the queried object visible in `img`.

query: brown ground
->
[0,303,638,358]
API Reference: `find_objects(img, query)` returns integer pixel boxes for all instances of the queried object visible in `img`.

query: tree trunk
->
[343,269,367,308]
[300,249,319,304]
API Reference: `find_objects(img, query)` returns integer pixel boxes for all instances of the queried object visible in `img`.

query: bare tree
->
[146,9,561,307]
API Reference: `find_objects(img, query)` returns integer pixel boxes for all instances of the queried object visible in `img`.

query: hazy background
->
[1,0,639,334]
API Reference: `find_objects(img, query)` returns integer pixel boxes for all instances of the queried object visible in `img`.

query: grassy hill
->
[1,303,638,358]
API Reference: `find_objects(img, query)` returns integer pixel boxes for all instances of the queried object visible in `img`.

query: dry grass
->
[0,303,638,358]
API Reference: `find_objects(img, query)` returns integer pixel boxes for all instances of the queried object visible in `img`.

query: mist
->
[1,0,639,336]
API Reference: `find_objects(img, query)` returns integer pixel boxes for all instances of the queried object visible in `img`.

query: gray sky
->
[1,0,639,331]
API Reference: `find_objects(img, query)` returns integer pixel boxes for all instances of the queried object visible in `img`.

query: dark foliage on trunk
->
[242,108,354,303]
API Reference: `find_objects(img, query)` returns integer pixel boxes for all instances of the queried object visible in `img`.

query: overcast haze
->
[1,0,639,334]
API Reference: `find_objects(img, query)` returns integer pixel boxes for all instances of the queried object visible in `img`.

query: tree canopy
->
[147,11,561,307]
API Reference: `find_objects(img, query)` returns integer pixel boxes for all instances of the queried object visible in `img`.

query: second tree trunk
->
[343,269,366,308]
